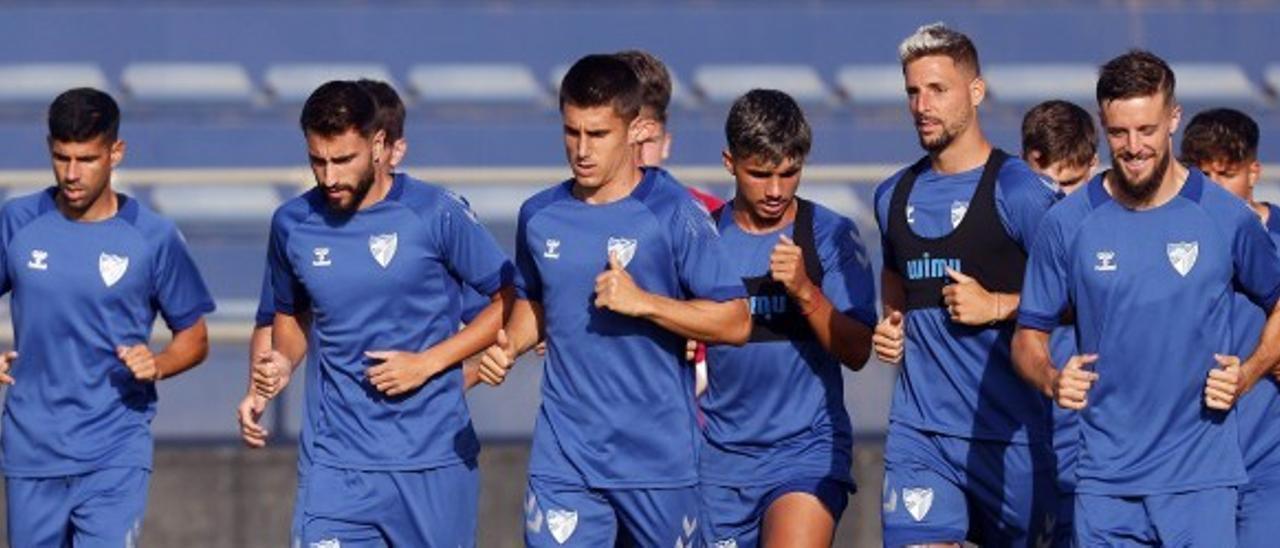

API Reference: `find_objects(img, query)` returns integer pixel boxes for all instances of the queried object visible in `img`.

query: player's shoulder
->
[807,199,859,241]
[272,188,323,229]
[0,187,55,223]
[1191,169,1257,227]
[389,173,473,218]
[996,155,1060,201]
[873,163,915,208]
[518,179,573,222]
[118,192,176,233]
[1041,173,1103,237]
[1267,203,1280,237]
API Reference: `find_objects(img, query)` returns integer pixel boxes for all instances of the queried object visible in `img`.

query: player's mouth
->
[758,199,788,217]
[915,117,942,133]
[572,163,596,177]
[1120,155,1151,173]
[60,185,87,202]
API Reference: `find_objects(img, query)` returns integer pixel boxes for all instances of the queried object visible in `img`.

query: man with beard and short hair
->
[1181,107,1280,546]
[871,22,1059,547]
[1013,50,1280,546]
[251,80,515,546]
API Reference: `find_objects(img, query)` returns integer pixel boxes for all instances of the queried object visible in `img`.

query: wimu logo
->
[750,295,790,319]
[906,253,961,281]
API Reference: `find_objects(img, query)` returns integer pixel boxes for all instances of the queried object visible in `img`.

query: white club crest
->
[903,487,934,522]
[369,233,398,268]
[310,540,341,548]
[714,540,740,548]
[606,237,637,268]
[1167,241,1198,277]
[99,253,129,287]
[950,200,969,229]
[546,509,578,544]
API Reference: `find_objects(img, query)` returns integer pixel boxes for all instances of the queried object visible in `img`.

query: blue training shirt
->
[1019,170,1280,495]
[517,167,746,489]
[1231,202,1280,487]
[873,157,1058,443]
[700,199,876,487]
[267,174,513,471]
[0,189,215,477]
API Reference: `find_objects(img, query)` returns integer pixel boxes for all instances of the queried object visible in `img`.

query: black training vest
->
[886,149,1026,313]
[713,198,823,343]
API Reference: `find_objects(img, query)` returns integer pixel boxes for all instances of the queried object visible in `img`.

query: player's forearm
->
[1243,301,1280,391]
[428,286,515,370]
[794,286,872,370]
[881,269,906,317]
[503,298,545,357]
[272,312,309,369]
[640,295,751,345]
[1012,327,1058,398]
[247,325,271,377]
[154,318,210,381]
[993,292,1020,321]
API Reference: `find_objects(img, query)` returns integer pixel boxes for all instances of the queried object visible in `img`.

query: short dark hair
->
[1021,100,1097,169]
[615,50,672,123]
[1181,108,1259,166]
[48,87,120,143]
[559,54,643,122]
[1096,49,1176,107]
[725,89,812,165]
[898,22,981,76]
[355,79,405,144]
[300,80,378,138]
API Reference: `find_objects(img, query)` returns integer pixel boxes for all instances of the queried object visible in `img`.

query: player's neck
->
[355,170,395,211]
[57,187,118,222]
[1106,161,1188,211]
[732,196,797,235]
[575,166,643,205]
[1251,200,1270,225]
[930,124,991,175]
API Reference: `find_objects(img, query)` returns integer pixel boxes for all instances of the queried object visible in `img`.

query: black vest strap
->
[885,149,1027,313]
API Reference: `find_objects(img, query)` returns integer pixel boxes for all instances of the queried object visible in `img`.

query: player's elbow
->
[716,299,752,346]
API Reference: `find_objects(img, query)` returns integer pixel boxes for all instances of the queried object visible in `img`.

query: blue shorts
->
[299,461,479,548]
[524,474,701,547]
[700,476,851,548]
[6,467,149,548]
[1238,482,1280,547]
[881,423,1056,548]
[1076,487,1235,546]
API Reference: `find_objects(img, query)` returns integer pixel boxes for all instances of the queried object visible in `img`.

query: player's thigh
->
[609,485,701,548]
[963,440,1057,547]
[1238,483,1280,548]
[699,482,764,548]
[302,516,387,548]
[1074,493,1156,547]
[1148,487,1236,548]
[68,467,149,548]
[6,475,74,548]
[385,462,479,548]
[760,478,849,548]
[300,465,387,546]
[882,426,968,547]
[524,475,616,547]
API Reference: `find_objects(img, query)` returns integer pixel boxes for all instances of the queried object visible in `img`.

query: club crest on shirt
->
[714,539,740,548]
[950,200,969,229]
[546,508,578,544]
[26,249,48,270]
[309,540,340,548]
[369,233,398,268]
[99,253,129,287]
[903,487,934,522]
[1167,241,1198,277]
[606,237,637,268]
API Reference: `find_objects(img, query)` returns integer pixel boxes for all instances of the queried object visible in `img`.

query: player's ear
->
[1247,159,1262,187]
[660,132,672,163]
[390,139,407,168]
[1089,153,1099,170]
[1168,102,1182,135]
[722,149,736,175]
[371,129,387,163]
[969,75,986,107]
[109,139,126,168]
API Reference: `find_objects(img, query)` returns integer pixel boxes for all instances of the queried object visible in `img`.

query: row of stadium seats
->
[1,61,1277,112]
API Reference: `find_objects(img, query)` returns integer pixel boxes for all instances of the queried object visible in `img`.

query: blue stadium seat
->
[693,64,835,106]
[150,184,281,222]
[263,63,398,103]
[0,63,110,105]
[983,63,1097,106]
[121,62,256,105]
[836,64,906,107]
[1171,63,1266,107]
[409,63,547,106]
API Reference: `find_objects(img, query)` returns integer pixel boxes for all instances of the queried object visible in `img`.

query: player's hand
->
[252,350,292,400]
[770,235,816,298]
[1205,354,1243,411]
[534,341,547,357]
[236,392,269,448]
[477,328,517,386]
[873,311,905,364]
[594,252,651,317]
[1055,354,1099,410]
[117,344,159,382]
[684,339,698,362]
[365,350,443,397]
[941,268,999,326]
[0,351,16,385]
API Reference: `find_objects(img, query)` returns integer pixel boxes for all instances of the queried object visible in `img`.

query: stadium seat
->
[693,64,834,106]
[1170,63,1266,106]
[150,184,281,222]
[121,62,256,105]
[983,63,1097,105]
[548,63,699,109]
[1263,63,1280,96]
[408,63,547,105]
[0,63,110,104]
[264,63,398,103]
[836,64,906,106]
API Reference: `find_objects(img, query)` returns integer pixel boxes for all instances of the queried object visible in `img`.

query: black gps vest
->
[885,149,1026,313]
[713,198,823,343]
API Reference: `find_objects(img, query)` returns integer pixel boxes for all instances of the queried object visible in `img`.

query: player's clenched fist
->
[477,328,517,386]
[117,344,159,382]
[237,392,269,448]
[873,311,905,364]
[1055,354,1099,410]
[0,350,17,385]
[942,267,998,326]
[252,350,292,400]
[1205,354,1242,411]
[769,235,814,297]
[594,252,650,317]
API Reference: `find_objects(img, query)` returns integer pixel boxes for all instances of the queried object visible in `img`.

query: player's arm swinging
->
[595,251,750,345]
[873,269,907,364]
[1012,326,1097,410]
[475,297,546,386]
[1224,299,1280,408]
[118,317,211,382]
[771,235,872,370]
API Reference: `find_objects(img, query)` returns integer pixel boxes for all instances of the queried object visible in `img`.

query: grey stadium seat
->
[150,184,281,223]
[409,63,546,105]
[836,64,906,106]
[264,63,397,103]
[983,63,1097,105]
[1266,64,1280,96]
[0,63,110,104]
[694,64,834,106]
[121,62,256,105]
